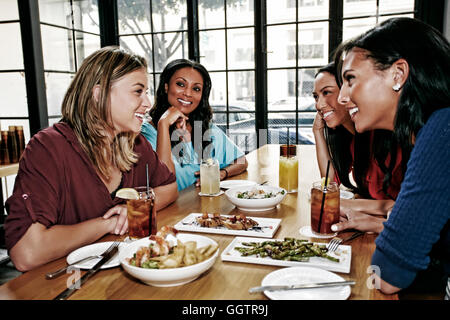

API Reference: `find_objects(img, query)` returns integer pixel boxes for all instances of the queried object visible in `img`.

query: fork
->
[327,231,365,252]
[46,241,119,279]
[46,255,104,279]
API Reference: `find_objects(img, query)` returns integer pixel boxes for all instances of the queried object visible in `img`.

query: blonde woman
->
[5,47,177,272]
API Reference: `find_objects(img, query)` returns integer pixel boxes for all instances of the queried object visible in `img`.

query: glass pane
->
[268,124,314,144]
[228,71,255,104]
[378,13,414,23]
[0,73,27,117]
[152,0,187,32]
[298,22,328,67]
[0,23,23,70]
[39,0,72,28]
[75,32,100,68]
[343,0,376,18]
[198,0,225,29]
[199,30,226,71]
[298,0,329,21]
[72,0,100,34]
[117,0,151,35]
[379,0,414,14]
[227,0,253,27]
[227,28,254,70]
[268,69,316,110]
[209,71,226,104]
[298,68,317,101]
[267,0,296,24]
[153,32,188,72]
[343,17,377,41]
[0,0,19,20]
[45,72,73,117]
[268,69,295,107]
[41,25,75,71]
[48,117,62,127]
[267,24,297,69]
[120,34,153,72]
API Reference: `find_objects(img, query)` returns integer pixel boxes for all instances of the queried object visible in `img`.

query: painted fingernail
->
[331,225,338,231]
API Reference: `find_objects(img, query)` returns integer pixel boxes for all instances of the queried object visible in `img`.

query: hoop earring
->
[392,83,401,92]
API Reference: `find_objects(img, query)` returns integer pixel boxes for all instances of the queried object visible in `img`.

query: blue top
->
[371,108,450,289]
[141,122,245,191]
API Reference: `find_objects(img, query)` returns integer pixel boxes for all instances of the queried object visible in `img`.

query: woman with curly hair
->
[141,59,247,191]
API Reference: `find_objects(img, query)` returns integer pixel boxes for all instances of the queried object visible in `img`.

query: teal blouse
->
[141,122,245,191]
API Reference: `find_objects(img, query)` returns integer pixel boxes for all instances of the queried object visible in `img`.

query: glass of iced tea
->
[200,158,220,195]
[126,187,156,240]
[279,144,298,193]
[310,181,340,236]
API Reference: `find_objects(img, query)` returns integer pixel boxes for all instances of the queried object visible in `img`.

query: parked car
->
[211,100,316,153]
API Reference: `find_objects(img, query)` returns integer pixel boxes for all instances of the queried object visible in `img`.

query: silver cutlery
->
[249,280,356,293]
[46,255,103,279]
[53,241,120,300]
[327,231,365,253]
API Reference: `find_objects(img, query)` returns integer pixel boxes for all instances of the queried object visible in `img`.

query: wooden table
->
[0,145,397,300]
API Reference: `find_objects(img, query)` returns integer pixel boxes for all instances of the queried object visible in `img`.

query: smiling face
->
[338,48,398,132]
[109,67,151,135]
[165,67,204,116]
[313,71,351,129]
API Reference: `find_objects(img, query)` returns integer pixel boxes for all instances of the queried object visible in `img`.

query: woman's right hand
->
[313,111,325,132]
[159,106,189,129]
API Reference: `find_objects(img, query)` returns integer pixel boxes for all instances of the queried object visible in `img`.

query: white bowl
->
[119,233,219,287]
[225,185,287,212]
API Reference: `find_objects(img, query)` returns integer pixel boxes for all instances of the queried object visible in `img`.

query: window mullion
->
[254,0,268,147]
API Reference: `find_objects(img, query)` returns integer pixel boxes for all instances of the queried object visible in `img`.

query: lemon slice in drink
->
[116,188,139,200]
[321,177,331,188]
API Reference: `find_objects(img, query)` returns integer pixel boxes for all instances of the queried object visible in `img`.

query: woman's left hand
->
[103,204,128,235]
[331,208,386,234]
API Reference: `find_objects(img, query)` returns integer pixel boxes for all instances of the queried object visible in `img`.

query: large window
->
[0,0,28,141]
[0,0,436,154]
[39,0,101,125]
[198,0,256,153]
[117,0,189,103]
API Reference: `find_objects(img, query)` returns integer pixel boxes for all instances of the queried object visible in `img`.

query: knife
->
[53,242,119,300]
[249,280,355,293]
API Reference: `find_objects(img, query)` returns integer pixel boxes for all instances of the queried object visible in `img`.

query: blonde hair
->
[61,46,148,180]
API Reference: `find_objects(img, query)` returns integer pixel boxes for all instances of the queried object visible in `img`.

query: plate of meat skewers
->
[174,213,281,238]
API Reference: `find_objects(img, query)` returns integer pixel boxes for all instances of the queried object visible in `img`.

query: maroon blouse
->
[4,122,176,251]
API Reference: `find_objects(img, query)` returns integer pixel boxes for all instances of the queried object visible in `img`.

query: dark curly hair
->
[149,59,213,162]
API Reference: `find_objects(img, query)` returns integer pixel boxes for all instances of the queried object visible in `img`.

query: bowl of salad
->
[225,185,287,211]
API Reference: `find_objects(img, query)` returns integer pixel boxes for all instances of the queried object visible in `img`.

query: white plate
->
[198,190,224,197]
[221,236,351,273]
[174,213,281,238]
[220,180,257,189]
[261,267,351,300]
[299,226,337,239]
[66,241,120,270]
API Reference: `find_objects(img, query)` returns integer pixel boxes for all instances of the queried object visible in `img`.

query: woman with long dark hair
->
[313,62,404,233]
[336,17,450,297]
[141,59,247,190]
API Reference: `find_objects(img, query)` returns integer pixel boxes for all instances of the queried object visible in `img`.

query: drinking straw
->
[318,160,330,233]
[287,127,290,154]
